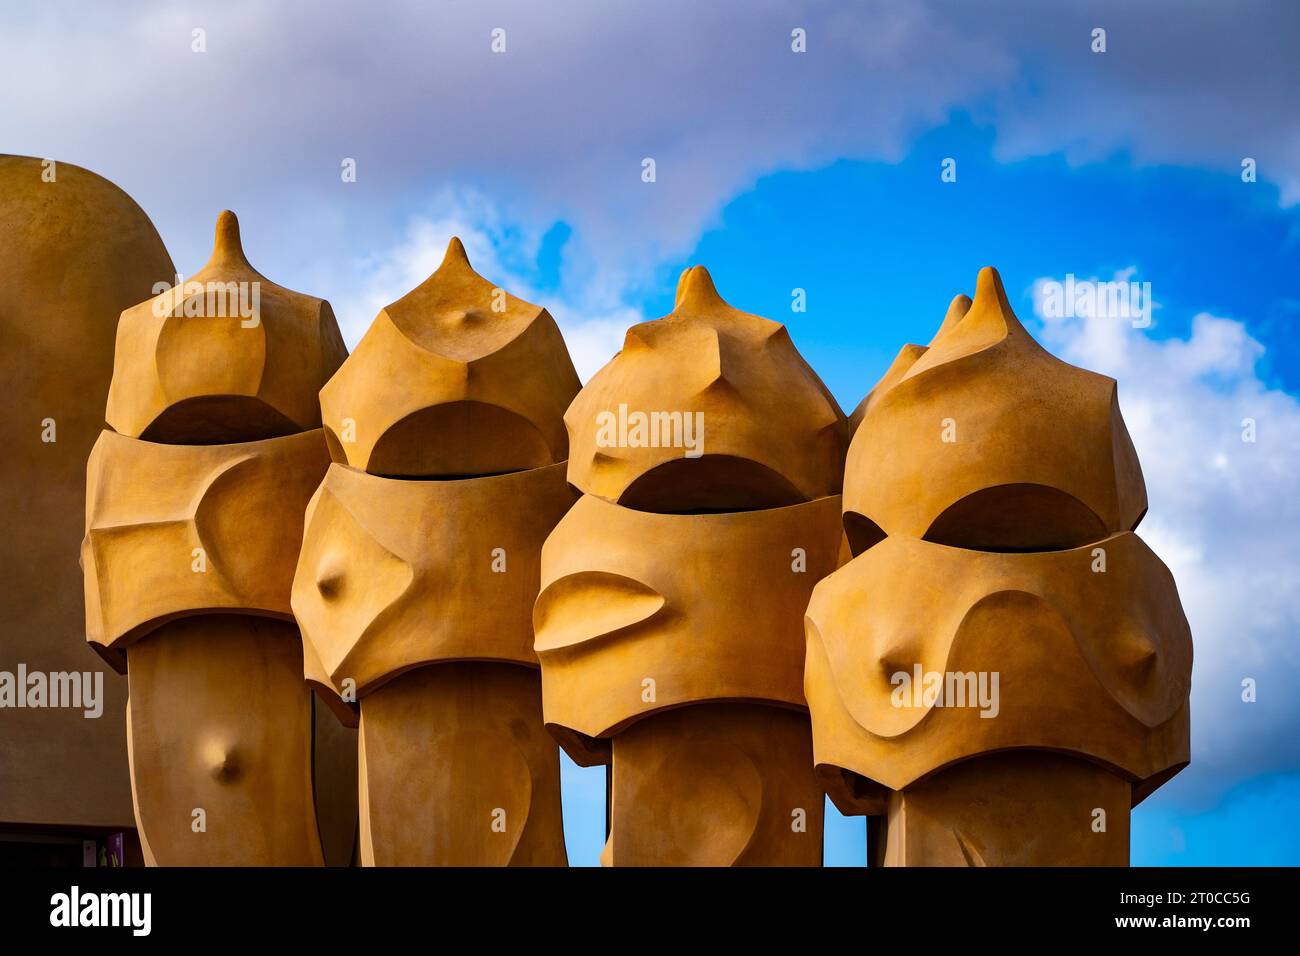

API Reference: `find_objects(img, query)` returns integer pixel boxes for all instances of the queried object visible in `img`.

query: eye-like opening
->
[1129,504,1148,532]
[323,424,346,464]
[843,511,887,556]
[368,401,555,479]
[140,395,300,445]
[923,483,1109,552]
[533,571,666,652]
[816,765,888,819]
[616,454,804,514]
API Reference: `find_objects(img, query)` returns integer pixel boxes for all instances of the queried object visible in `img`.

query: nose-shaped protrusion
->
[315,551,347,600]
[876,637,917,685]
[200,735,242,783]
[1118,628,1160,676]
[445,307,491,327]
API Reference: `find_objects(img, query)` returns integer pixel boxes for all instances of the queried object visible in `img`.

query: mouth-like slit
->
[922,483,1110,553]
[365,401,555,478]
[141,395,300,445]
[616,455,805,514]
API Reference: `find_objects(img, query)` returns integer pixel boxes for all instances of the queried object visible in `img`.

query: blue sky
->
[4,1,1297,865]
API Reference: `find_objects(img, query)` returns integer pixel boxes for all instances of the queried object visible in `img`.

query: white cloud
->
[3,1,1293,283]
[5,1,1293,356]
[976,1,1300,206]
[0,1,1014,294]
[1032,270,1300,804]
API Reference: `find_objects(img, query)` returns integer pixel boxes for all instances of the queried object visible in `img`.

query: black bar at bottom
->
[0,866,1288,941]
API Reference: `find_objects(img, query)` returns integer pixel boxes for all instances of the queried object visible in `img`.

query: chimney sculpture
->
[2,156,174,835]
[83,211,355,865]
[292,238,580,866]
[536,267,848,865]
[805,268,1192,865]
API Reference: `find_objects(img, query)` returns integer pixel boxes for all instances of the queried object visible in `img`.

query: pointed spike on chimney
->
[673,265,726,312]
[442,236,471,268]
[946,293,973,325]
[970,265,1035,342]
[623,323,654,352]
[209,210,250,269]
[928,293,973,346]
[974,266,1011,313]
[674,267,692,308]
